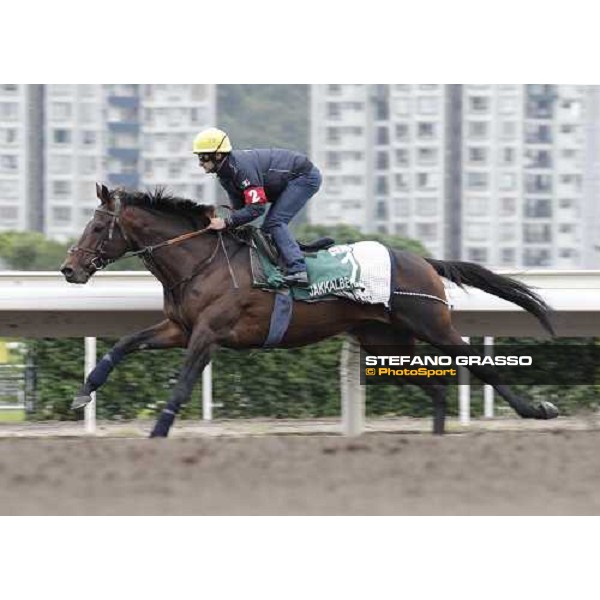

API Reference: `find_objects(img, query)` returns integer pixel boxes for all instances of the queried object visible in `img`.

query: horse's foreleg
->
[72,319,187,409]
[150,324,215,438]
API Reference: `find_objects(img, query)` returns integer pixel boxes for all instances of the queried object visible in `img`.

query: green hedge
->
[24,336,600,422]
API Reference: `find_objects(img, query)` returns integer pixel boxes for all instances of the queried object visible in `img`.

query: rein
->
[70,203,239,291]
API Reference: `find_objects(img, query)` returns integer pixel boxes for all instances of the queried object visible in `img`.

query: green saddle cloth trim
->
[251,242,363,301]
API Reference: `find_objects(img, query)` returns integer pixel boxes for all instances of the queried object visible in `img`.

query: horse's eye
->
[93,224,104,233]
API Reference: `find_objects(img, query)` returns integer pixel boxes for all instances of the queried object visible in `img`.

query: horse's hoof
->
[72,395,92,410]
[538,401,559,420]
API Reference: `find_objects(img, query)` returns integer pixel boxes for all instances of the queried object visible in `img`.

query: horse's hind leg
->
[390,298,558,420]
[72,319,187,409]
[351,322,449,434]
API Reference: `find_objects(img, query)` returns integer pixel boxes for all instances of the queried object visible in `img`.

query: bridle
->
[68,196,239,290]
[68,205,125,271]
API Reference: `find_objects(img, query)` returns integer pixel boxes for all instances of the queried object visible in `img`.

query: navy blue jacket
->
[217,148,313,227]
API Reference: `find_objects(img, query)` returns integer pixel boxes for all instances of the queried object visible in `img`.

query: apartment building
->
[310,84,598,268]
[1,84,217,241]
[0,84,43,233]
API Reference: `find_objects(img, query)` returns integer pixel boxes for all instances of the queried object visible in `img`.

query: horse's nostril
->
[61,267,74,278]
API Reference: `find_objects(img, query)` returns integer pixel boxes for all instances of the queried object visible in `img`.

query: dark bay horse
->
[60,184,558,437]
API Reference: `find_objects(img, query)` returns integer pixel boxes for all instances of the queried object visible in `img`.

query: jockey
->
[192,127,322,287]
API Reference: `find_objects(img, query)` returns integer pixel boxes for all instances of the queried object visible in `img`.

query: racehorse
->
[60,184,559,437]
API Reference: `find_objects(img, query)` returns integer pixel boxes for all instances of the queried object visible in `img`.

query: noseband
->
[68,204,124,270]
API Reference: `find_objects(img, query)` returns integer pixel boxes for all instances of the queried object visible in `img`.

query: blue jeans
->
[261,166,322,273]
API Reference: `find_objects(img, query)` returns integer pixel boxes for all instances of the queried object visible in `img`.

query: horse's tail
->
[425,257,555,336]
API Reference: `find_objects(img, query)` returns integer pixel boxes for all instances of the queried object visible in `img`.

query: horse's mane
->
[119,187,213,223]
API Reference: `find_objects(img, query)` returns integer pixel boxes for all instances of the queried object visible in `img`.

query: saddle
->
[232,225,336,267]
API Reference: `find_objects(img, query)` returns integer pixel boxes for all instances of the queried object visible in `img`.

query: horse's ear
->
[96,182,111,204]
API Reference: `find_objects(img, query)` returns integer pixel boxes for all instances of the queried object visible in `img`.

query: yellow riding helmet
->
[192,128,232,154]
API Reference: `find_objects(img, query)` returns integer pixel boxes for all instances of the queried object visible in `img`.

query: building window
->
[395,123,409,141]
[51,102,72,120]
[376,127,389,145]
[394,98,410,116]
[376,176,389,195]
[415,198,438,216]
[395,149,409,167]
[0,102,18,120]
[417,122,437,139]
[328,84,342,95]
[524,248,551,267]
[326,128,341,144]
[326,151,341,169]
[417,96,438,114]
[49,155,72,174]
[500,147,516,166]
[499,223,516,242]
[466,197,488,216]
[500,248,516,265]
[467,247,488,263]
[394,198,410,217]
[51,85,74,96]
[417,147,438,165]
[560,174,582,191]
[0,205,18,221]
[559,223,575,234]
[469,96,490,112]
[376,151,389,170]
[525,199,552,218]
[53,129,71,144]
[80,103,97,123]
[51,205,72,225]
[416,172,438,191]
[526,123,552,144]
[79,156,98,175]
[466,172,488,190]
[500,121,517,140]
[561,124,578,135]
[376,201,388,220]
[559,248,578,260]
[52,180,72,197]
[468,147,488,164]
[559,198,577,211]
[0,128,17,145]
[525,174,552,193]
[499,96,517,114]
[327,102,341,119]
[525,149,552,169]
[416,223,437,241]
[526,97,553,119]
[0,84,18,93]
[0,179,18,198]
[395,173,409,191]
[500,197,516,216]
[500,173,517,191]
[467,121,489,139]
[524,223,552,243]
[0,155,18,171]
[466,223,490,241]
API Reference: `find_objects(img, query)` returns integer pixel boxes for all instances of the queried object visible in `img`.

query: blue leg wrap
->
[86,348,125,390]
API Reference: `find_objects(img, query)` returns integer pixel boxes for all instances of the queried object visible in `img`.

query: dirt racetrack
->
[2,417,600,515]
